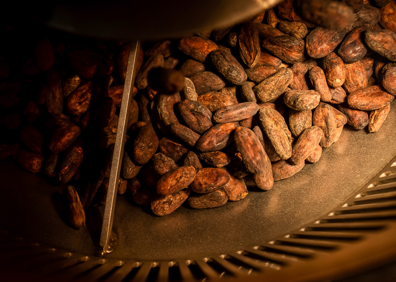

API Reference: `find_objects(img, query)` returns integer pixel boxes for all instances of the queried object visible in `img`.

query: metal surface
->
[28,0,282,40]
[100,40,140,254]
[1,104,396,280]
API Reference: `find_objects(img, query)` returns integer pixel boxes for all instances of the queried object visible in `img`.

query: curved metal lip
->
[31,0,281,40]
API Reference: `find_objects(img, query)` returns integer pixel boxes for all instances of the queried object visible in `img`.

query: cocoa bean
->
[19,125,43,155]
[163,57,179,69]
[213,102,260,123]
[259,108,293,160]
[306,27,347,59]
[58,144,84,184]
[169,123,201,147]
[62,74,81,97]
[178,36,218,63]
[181,77,198,101]
[211,26,233,42]
[210,49,247,85]
[178,100,213,134]
[255,23,285,38]
[121,151,142,179]
[156,92,181,126]
[362,56,375,80]
[63,186,85,229]
[262,35,306,64]
[309,66,332,102]
[228,32,238,48]
[222,174,248,201]
[342,0,363,13]
[254,68,293,102]
[156,166,196,195]
[67,82,92,116]
[159,138,188,161]
[379,1,396,33]
[197,91,238,112]
[266,9,282,27]
[338,103,369,129]
[127,99,139,129]
[344,60,368,93]
[179,59,205,77]
[183,151,203,172]
[289,109,312,137]
[381,63,396,95]
[290,126,323,164]
[70,50,97,80]
[199,151,231,168]
[241,81,257,102]
[365,29,396,61]
[49,122,81,154]
[246,65,278,83]
[151,188,191,216]
[258,52,283,68]
[139,95,151,123]
[189,71,226,95]
[313,103,338,148]
[323,52,346,88]
[351,5,381,30]
[191,168,230,193]
[306,145,323,163]
[24,101,40,124]
[279,21,308,39]
[283,90,321,111]
[196,122,239,152]
[330,87,347,104]
[272,159,305,181]
[188,189,228,209]
[330,105,348,127]
[131,122,159,165]
[338,27,368,63]
[290,62,309,91]
[239,23,261,68]
[348,85,394,110]
[368,103,391,132]
[44,154,58,177]
[145,41,172,58]
[148,67,184,94]
[15,148,44,173]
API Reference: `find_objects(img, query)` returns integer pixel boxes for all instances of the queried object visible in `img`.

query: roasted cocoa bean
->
[379,1,396,32]
[290,126,323,164]
[178,100,213,134]
[169,123,201,147]
[197,91,238,112]
[254,68,293,102]
[49,122,81,154]
[255,23,285,38]
[191,168,230,193]
[156,166,196,195]
[222,174,248,201]
[348,85,394,110]
[67,82,92,116]
[381,63,396,95]
[159,138,188,161]
[241,81,257,102]
[228,32,238,48]
[338,27,368,63]
[306,27,347,59]
[151,188,191,216]
[199,151,231,168]
[15,148,44,173]
[44,154,58,177]
[148,67,184,94]
[313,103,338,148]
[179,59,205,77]
[279,21,308,39]
[343,60,368,93]
[178,36,218,63]
[283,90,320,111]
[262,35,305,64]
[323,52,346,88]
[63,186,85,229]
[210,49,247,85]
[131,122,159,165]
[239,23,261,68]
[272,159,305,181]
[196,122,239,152]
[259,108,293,160]
[289,62,309,91]
[246,65,278,83]
[365,29,396,62]
[156,92,181,126]
[183,151,203,172]
[213,102,259,123]
[145,41,172,58]
[306,145,323,163]
[330,87,347,104]
[62,74,81,97]
[46,68,63,115]
[189,71,226,95]
[338,103,369,129]
[19,125,43,155]
[181,77,198,101]
[188,189,228,209]
[58,144,84,183]
[121,151,142,179]
[309,66,332,102]
[330,106,348,128]
[368,103,391,132]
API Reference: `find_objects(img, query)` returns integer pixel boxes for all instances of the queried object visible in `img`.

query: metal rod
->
[100,40,140,254]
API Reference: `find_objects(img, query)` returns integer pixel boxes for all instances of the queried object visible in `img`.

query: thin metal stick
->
[100,40,140,254]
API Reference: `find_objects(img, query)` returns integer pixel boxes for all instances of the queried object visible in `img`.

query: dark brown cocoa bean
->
[189,71,226,95]
[344,60,368,93]
[283,90,320,111]
[63,186,85,229]
[379,1,396,33]
[259,52,283,68]
[210,49,247,85]
[49,122,81,154]
[156,92,181,127]
[15,148,44,173]
[179,59,205,77]
[131,122,159,165]
[67,82,92,116]
[290,63,309,91]
[159,138,188,161]
[163,56,179,69]
[330,105,348,128]
[259,108,293,160]
[156,166,196,195]
[139,95,151,123]
[289,109,312,137]
[240,81,257,102]
[252,125,281,162]
[306,27,347,59]
[178,36,219,62]
[246,65,278,83]
[117,178,128,195]
[197,91,238,112]
[338,27,368,64]
[239,23,261,68]
[222,174,248,201]
[148,67,184,94]
[199,151,231,168]
[330,87,347,104]
[196,122,239,152]
[279,21,308,39]
[62,74,81,97]
[151,188,191,216]
[181,77,198,101]
[255,23,285,38]
[266,9,281,27]
[262,35,305,64]
[351,5,381,30]
[381,63,396,95]
[323,52,346,88]
[58,144,84,184]
[362,56,375,80]
[121,151,142,179]
[136,54,164,90]
[313,102,338,148]
[104,85,123,107]
[338,103,369,129]
[127,99,139,129]
[188,189,228,209]
[211,26,233,42]
[178,100,213,134]
[272,159,305,181]
[348,85,394,110]
[299,0,354,29]
[183,151,203,172]
[290,126,323,164]
[44,154,58,177]
[169,123,201,147]
[254,68,293,102]
[368,103,391,132]
[191,168,230,193]
[145,41,172,58]
[213,102,259,124]
[365,29,396,62]
[306,145,322,163]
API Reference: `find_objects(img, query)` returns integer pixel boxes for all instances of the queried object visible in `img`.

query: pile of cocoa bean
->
[1,0,396,225]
